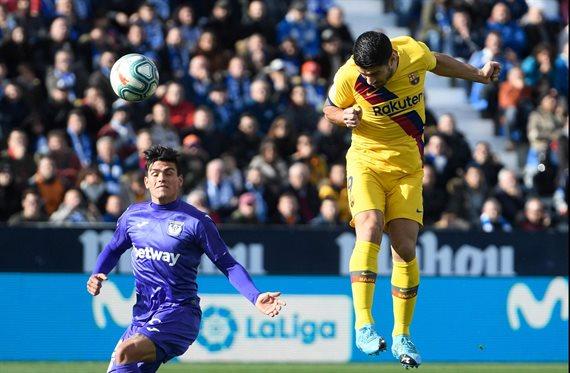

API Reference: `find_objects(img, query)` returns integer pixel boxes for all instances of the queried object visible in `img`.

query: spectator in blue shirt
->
[485,2,527,57]
[277,0,320,59]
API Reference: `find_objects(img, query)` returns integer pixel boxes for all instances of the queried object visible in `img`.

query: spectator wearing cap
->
[228,192,260,224]
[7,188,48,225]
[284,84,320,133]
[244,79,279,133]
[480,197,513,232]
[65,109,93,167]
[148,102,180,150]
[225,56,252,112]
[161,81,195,132]
[229,113,262,169]
[299,60,327,112]
[170,5,201,53]
[206,81,237,134]
[0,162,22,220]
[0,128,36,190]
[485,2,527,57]
[240,0,276,45]
[277,0,320,59]
[310,197,340,226]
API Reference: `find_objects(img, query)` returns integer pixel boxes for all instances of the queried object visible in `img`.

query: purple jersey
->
[93,198,261,324]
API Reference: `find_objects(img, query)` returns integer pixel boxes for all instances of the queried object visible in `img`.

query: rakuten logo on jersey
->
[132,246,181,266]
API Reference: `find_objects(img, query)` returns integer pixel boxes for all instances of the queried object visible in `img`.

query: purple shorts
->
[107,300,201,373]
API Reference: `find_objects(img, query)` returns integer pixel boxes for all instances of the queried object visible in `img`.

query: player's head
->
[144,145,183,204]
[353,31,398,88]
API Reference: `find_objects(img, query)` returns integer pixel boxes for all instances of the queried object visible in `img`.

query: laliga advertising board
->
[179,295,352,362]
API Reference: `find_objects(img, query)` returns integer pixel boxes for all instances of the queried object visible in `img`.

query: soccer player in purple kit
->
[87,145,286,373]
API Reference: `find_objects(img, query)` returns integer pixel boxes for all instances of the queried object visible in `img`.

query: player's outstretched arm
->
[431,52,501,84]
[86,273,107,296]
[255,291,287,318]
[323,103,362,128]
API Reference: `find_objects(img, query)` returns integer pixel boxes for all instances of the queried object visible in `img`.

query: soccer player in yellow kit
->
[323,31,500,368]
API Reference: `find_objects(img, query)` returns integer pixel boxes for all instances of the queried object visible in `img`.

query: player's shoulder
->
[176,200,214,226]
[335,56,360,81]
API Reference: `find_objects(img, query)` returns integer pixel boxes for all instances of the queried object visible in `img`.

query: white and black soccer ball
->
[110,53,159,102]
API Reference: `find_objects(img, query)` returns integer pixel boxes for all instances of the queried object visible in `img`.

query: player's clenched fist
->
[87,273,107,296]
[479,61,501,83]
[343,105,362,128]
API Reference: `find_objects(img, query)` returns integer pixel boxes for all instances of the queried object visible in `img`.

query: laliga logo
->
[197,307,238,352]
[507,277,568,330]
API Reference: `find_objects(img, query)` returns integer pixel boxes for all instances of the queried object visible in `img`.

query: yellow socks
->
[349,241,380,329]
[391,257,420,336]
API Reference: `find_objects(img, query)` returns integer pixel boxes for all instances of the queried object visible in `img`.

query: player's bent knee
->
[115,337,154,365]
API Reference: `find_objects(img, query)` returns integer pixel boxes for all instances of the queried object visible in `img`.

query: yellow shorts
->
[346,147,424,228]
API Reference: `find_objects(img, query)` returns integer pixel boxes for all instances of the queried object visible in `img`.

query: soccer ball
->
[110,53,159,102]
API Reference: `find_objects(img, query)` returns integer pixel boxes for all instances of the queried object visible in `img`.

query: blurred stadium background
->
[0,0,567,372]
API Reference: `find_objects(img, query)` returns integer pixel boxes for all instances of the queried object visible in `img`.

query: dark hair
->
[353,31,393,69]
[144,145,182,175]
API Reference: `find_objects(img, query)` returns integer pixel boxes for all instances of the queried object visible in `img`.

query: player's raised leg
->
[351,209,387,355]
[388,218,422,368]
[107,333,157,373]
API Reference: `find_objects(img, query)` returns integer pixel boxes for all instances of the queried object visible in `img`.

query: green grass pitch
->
[0,363,567,373]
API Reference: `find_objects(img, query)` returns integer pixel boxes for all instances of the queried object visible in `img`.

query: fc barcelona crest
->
[167,221,184,237]
[408,72,420,85]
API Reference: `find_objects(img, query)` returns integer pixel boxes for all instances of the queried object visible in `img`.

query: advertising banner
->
[0,226,567,276]
[0,274,567,362]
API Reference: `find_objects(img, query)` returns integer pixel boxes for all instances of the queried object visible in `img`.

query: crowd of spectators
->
[0,0,567,232]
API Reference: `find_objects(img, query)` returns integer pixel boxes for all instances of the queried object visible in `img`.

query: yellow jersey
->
[327,36,436,173]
